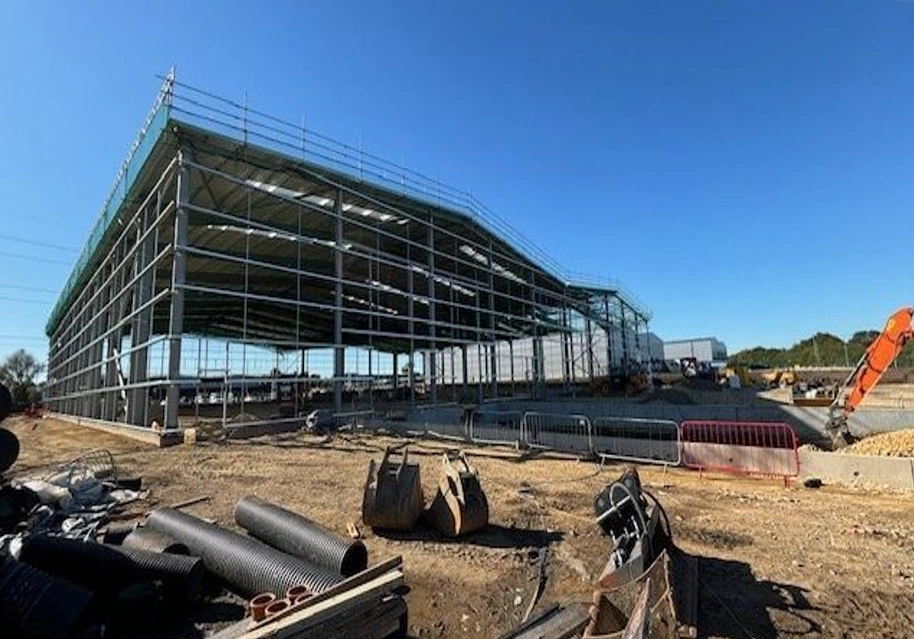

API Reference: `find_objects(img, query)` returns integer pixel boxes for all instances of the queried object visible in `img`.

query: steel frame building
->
[45,73,652,431]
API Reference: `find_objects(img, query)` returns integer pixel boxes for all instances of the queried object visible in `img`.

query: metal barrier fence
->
[411,403,467,440]
[521,412,592,454]
[590,417,681,466]
[679,420,799,484]
[470,410,524,446]
[384,411,799,484]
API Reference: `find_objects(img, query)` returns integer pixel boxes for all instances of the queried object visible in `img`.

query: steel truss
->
[45,75,652,430]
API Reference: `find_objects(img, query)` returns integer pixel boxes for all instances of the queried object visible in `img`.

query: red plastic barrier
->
[679,421,799,485]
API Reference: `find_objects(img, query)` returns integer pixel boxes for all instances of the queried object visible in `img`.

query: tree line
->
[729,331,914,369]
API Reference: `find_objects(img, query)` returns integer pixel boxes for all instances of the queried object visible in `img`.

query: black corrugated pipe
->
[18,535,205,600]
[0,383,11,422]
[100,522,139,545]
[0,427,19,474]
[146,508,342,597]
[122,527,190,555]
[0,555,96,638]
[234,495,368,577]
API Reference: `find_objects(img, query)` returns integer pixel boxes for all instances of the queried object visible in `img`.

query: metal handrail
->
[164,75,651,320]
[48,70,652,336]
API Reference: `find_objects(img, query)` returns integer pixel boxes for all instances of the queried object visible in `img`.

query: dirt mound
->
[842,429,914,457]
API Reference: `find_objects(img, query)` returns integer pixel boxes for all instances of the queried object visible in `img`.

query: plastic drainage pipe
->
[0,556,95,638]
[147,508,341,598]
[0,383,11,422]
[122,527,190,555]
[234,496,368,577]
[0,428,19,474]
[18,535,205,600]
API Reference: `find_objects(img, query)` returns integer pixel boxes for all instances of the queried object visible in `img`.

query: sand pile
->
[842,429,914,457]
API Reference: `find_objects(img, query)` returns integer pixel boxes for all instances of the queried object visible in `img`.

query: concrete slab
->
[49,413,165,447]
[799,449,914,491]
[408,400,914,446]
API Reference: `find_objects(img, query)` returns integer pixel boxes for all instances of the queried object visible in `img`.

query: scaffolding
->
[44,73,653,431]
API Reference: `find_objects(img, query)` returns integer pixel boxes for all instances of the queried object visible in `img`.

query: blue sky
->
[1,0,912,366]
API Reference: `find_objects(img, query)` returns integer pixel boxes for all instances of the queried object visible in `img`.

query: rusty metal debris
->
[492,602,591,639]
[426,451,490,537]
[362,447,424,532]
[585,468,698,639]
[594,467,670,590]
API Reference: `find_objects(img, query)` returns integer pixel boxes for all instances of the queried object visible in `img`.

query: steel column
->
[585,315,595,384]
[488,240,497,398]
[165,152,189,430]
[129,203,156,426]
[620,299,630,374]
[333,188,344,414]
[427,218,437,403]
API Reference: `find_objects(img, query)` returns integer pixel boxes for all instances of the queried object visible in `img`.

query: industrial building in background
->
[44,73,653,431]
[662,337,728,365]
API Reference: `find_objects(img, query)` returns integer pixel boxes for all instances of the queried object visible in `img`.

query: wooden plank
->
[211,596,403,639]
[496,602,590,639]
[170,495,211,509]
[242,570,404,639]
[246,555,404,631]
[288,595,406,639]
[209,557,404,639]
[208,622,249,639]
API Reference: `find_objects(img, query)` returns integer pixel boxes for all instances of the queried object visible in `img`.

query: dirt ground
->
[5,416,914,639]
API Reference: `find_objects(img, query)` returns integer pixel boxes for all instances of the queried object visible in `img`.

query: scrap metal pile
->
[0,384,407,639]
[2,379,703,639]
[497,467,698,639]
[362,446,490,538]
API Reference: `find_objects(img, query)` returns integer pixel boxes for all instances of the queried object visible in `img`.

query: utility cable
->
[0,250,73,267]
[0,284,60,295]
[4,212,87,233]
[0,296,54,306]
[0,233,78,253]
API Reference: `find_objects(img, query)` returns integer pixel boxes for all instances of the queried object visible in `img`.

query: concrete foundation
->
[49,413,168,447]
[799,449,914,491]
[407,400,914,445]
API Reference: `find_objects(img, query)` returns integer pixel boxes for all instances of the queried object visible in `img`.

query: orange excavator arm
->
[828,306,914,446]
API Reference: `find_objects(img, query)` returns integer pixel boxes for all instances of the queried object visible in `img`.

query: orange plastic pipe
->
[845,307,914,414]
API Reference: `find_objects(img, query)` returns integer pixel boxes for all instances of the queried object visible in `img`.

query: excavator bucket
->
[426,451,489,537]
[361,447,424,532]
[586,468,698,639]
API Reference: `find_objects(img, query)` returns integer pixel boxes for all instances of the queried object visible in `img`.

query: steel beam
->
[334,187,344,414]
[427,218,437,403]
[165,151,190,430]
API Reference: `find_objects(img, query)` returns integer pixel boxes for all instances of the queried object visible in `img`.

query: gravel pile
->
[842,429,914,457]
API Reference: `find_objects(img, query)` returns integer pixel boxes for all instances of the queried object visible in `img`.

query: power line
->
[0,284,60,295]
[0,233,79,253]
[0,296,54,306]
[5,212,88,234]
[0,250,74,267]
[0,336,47,342]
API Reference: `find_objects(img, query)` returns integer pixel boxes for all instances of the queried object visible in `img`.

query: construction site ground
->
[7,415,914,639]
